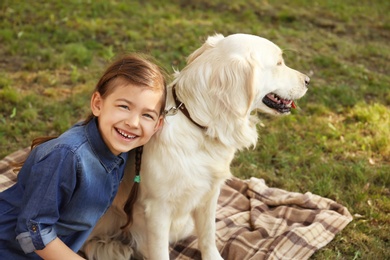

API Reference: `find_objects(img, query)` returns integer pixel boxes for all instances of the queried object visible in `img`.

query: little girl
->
[0,53,167,259]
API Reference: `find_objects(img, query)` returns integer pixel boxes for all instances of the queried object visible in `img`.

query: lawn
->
[0,0,389,259]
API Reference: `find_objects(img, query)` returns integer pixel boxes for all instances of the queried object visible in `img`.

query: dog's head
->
[173,33,309,149]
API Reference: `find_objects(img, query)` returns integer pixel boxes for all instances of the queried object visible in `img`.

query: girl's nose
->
[125,114,140,127]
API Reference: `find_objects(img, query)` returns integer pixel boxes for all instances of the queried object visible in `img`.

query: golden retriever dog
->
[82,33,309,260]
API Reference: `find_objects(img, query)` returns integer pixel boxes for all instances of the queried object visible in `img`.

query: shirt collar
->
[85,117,127,173]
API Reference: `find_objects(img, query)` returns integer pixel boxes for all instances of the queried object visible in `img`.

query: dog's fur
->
[82,33,309,260]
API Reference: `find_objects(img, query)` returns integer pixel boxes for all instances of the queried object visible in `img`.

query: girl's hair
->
[15,53,168,229]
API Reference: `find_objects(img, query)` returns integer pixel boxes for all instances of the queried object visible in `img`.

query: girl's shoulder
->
[34,123,89,159]
[30,118,107,165]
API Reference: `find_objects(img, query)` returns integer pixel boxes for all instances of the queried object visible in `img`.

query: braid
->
[121,146,143,229]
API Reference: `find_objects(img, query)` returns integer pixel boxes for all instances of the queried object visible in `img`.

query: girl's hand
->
[35,237,85,260]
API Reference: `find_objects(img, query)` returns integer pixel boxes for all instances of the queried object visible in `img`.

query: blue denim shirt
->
[0,118,128,259]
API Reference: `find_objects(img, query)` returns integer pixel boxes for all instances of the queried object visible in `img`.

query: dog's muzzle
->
[262,93,296,114]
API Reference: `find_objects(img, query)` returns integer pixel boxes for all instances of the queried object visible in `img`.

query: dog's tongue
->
[291,101,297,109]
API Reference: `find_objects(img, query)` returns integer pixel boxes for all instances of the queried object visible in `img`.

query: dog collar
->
[169,85,207,130]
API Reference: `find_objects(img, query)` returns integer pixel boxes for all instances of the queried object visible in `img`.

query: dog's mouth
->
[262,93,296,114]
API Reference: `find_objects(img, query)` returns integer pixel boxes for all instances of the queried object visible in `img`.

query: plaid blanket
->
[1,148,353,260]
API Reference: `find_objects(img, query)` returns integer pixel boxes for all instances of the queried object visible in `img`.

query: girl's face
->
[91,83,164,155]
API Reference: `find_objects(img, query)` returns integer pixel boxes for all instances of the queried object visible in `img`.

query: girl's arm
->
[35,237,85,260]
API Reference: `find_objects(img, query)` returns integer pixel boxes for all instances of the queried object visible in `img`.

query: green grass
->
[1,0,389,258]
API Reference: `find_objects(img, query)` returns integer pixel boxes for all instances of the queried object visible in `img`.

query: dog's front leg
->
[144,201,171,260]
[193,187,224,260]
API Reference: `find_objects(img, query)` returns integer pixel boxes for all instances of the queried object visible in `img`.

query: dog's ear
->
[206,56,259,149]
[175,34,259,150]
[186,34,225,65]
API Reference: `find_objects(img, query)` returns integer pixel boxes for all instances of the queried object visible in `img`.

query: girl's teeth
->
[118,129,135,139]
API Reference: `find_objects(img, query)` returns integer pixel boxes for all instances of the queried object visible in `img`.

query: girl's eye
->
[143,113,155,120]
[119,105,129,110]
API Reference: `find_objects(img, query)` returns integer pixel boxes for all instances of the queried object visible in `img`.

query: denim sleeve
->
[16,225,57,254]
[15,147,78,253]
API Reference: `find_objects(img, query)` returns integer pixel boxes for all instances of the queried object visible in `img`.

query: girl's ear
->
[154,116,164,132]
[91,92,102,117]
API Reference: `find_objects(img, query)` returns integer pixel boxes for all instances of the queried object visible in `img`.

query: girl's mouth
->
[116,128,137,139]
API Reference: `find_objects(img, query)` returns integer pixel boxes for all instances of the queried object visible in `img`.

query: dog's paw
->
[201,249,224,260]
[203,255,224,260]
[82,236,135,260]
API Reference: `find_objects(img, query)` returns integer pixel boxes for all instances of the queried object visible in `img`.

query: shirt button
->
[32,225,38,233]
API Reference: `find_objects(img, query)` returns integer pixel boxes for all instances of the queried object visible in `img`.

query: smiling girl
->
[0,54,167,259]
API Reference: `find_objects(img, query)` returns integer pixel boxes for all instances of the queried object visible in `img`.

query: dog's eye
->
[277,61,283,66]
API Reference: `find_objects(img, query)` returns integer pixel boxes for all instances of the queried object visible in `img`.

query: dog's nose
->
[305,76,310,87]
